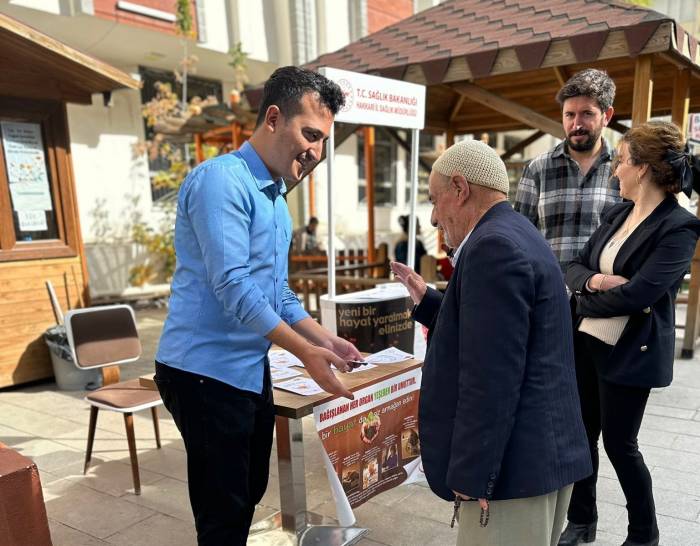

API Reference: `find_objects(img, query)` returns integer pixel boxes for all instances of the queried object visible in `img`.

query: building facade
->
[0,0,445,299]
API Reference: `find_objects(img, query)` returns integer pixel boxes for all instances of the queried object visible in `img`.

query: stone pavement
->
[1,307,699,545]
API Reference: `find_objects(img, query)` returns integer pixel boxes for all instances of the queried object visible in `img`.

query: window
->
[0,98,81,261]
[138,66,223,202]
[357,129,397,206]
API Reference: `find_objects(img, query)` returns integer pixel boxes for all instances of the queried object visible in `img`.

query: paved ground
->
[1,306,700,545]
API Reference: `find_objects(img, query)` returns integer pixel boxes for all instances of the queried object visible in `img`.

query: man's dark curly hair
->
[255,66,345,127]
[555,68,616,112]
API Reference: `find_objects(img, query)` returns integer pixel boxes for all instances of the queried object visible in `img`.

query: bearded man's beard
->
[567,127,602,152]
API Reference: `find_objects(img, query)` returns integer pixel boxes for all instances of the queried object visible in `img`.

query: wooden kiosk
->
[300,0,700,355]
[0,13,140,387]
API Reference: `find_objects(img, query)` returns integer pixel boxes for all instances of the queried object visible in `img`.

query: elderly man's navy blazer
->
[414,202,591,502]
[566,196,700,388]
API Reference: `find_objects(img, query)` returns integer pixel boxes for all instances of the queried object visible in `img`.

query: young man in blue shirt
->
[154,66,361,545]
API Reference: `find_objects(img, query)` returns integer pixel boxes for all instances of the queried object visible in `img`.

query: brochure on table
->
[268,347,414,395]
[313,367,424,526]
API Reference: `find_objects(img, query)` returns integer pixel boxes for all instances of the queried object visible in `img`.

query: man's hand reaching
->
[322,334,363,362]
[299,345,354,400]
[267,320,355,400]
[390,261,427,305]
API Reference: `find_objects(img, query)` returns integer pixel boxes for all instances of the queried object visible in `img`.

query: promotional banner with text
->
[313,367,424,525]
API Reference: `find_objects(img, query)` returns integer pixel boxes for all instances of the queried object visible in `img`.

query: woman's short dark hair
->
[622,121,685,194]
[556,69,616,112]
[255,66,345,127]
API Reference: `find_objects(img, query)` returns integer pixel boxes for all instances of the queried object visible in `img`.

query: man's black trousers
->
[154,361,275,546]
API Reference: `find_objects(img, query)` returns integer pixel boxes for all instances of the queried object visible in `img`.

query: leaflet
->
[274,377,324,396]
[268,350,304,368]
[344,363,378,374]
[365,347,413,364]
[270,367,303,381]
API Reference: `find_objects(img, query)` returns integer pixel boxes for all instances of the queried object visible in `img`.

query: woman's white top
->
[577,221,639,346]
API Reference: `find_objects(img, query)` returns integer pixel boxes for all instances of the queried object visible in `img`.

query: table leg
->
[248,415,368,546]
[275,415,308,534]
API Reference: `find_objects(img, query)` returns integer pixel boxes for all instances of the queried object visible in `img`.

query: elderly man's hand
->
[454,490,489,511]
[390,261,427,305]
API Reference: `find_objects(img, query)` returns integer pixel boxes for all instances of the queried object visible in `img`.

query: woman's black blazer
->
[566,196,700,388]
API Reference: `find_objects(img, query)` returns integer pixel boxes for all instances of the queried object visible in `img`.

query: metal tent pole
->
[326,123,336,298]
[407,128,420,269]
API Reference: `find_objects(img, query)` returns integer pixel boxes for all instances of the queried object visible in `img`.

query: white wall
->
[67,88,152,243]
[197,0,231,53]
[235,0,292,65]
[7,0,62,14]
[317,0,351,54]
[232,0,268,61]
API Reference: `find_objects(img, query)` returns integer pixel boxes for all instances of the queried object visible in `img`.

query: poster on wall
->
[17,210,48,232]
[1,121,53,212]
[313,367,424,526]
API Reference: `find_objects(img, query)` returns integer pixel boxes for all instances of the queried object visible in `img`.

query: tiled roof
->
[304,0,681,81]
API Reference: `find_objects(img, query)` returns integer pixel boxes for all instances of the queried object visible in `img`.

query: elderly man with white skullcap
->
[391,140,592,546]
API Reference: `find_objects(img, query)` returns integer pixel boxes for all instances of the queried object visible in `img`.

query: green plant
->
[175,0,194,38]
[127,1,248,285]
[228,42,249,92]
[131,205,177,282]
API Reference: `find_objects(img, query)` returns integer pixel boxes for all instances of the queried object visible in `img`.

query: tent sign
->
[319,67,425,130]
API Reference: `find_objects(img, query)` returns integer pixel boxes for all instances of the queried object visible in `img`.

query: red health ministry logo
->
[338,78,353,112]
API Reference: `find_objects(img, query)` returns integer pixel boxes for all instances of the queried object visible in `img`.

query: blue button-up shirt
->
[156,142,309,393]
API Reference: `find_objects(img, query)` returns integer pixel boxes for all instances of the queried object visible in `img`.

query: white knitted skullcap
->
[432,139,509,196]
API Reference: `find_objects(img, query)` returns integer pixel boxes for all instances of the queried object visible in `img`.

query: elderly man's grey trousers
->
[456,484,573,546]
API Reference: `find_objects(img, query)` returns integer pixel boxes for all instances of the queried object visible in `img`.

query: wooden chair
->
[64,305,162,495]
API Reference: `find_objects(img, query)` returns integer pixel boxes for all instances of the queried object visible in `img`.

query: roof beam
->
[0,13,139,91]
[382,128,432,172]
[608,119,630,134]
[449,95,466,121]
[450,82,565,138]
[553,67,568,88]
[501,130,544,160]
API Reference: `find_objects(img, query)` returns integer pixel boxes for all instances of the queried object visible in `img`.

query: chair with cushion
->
[64,304,162,495]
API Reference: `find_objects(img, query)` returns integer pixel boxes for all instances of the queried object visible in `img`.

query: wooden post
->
[670,67,700,357]
[682,241,700,358]
[308,172,316,217]
[364,127,376,263]
[671,68,690,135]
[232,122,242,150]
[446,129,455,148]
[194,133,204,164]
[631,55,653,126]
[673,66,691,217]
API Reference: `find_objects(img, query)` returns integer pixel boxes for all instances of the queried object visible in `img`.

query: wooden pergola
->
[288,0,700,356]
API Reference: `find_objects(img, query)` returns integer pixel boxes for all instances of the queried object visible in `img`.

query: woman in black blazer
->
[560,121,700,546]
